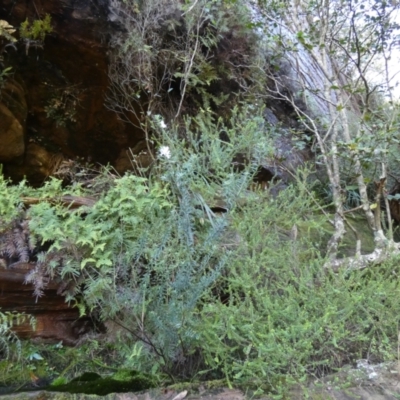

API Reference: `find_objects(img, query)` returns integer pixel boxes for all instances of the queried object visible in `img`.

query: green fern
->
[0,309,36,360]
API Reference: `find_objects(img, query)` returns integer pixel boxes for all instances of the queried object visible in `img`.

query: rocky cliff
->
[0,0,133,343]
[0,0,145,185]
[0,0,315,344]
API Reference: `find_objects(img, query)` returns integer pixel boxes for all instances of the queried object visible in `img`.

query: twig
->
[32,0,41,18]
[181,0,199,16]
[175,8,203,119]
[21,195,97,209]
[343,205,364,214]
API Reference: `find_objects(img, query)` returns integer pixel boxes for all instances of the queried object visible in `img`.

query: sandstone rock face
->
[0,0,144,184]
[0,78,27,161]
[0,266,94,345]
[0,103,24,162]
[6,142,64,183]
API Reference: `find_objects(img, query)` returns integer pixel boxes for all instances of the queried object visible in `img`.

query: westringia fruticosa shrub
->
[25,106,271,377]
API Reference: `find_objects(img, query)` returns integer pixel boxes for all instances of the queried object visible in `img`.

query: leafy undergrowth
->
[0,340,131,394]
[1,107,400,397]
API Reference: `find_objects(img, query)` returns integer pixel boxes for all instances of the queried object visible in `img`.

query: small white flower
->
[159,120,167,129]
[368,371,378,380]
[159,146,171,159]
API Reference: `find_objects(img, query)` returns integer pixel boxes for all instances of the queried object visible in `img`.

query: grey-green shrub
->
[26,106,271,378]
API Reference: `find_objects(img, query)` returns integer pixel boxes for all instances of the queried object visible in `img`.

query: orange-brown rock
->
[0,78,28,164]
[0,0,144,184]
[5,142,64,183]
[0,266,94,345]
[0,102,25,162]
[1,79,28,125]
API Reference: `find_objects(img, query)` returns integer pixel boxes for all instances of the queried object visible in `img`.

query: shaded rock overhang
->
[0,264,94,345]
[0,0,144,184]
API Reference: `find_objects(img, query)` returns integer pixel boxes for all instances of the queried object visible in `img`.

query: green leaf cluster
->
[198,185,400,392]
[20,14,52,42]
[0,172,26,224]
[0,309,35,361]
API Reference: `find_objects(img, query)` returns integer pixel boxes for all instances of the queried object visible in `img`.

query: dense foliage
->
[1,0,400,396]
[1,106,400,394]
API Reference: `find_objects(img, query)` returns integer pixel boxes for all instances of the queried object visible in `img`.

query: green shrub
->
[25,106,271,378]
[2,104,400,392]
[198,184,400,393]
[108,0,265,126]
[0,310,35,361]
[0,172,29,224]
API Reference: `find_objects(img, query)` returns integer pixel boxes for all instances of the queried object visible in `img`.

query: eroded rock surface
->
[0,265,94,345]
[0,103,24,162]
[5,142,65,183]
[0,0,144,184]
[0,79,27,162]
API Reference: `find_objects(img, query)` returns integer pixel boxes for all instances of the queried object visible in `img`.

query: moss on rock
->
[47,370,156,396]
